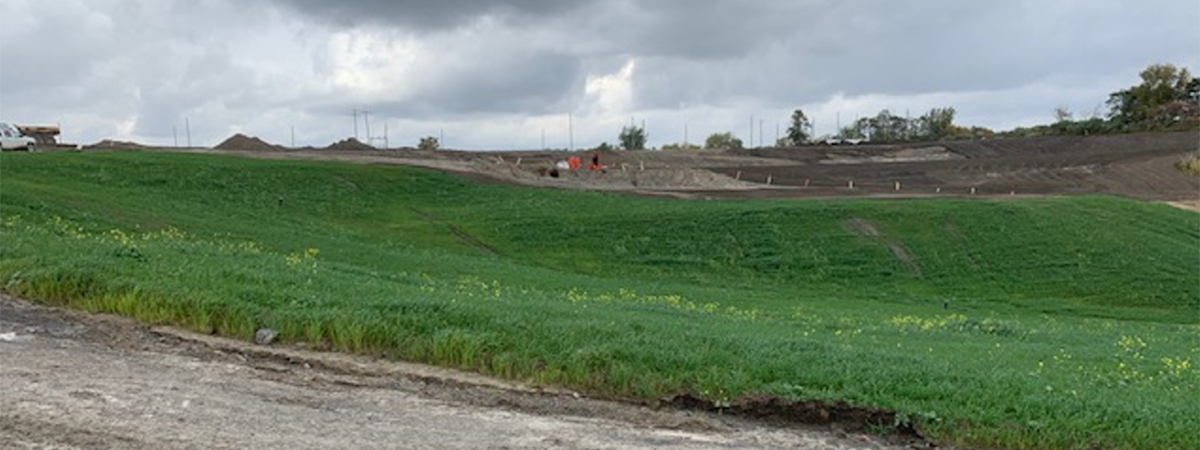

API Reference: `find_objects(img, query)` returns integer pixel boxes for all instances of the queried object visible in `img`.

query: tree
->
[1054,106,1074,123]
[704,132,743,150]
[418,136,439,151]
[920,107,956,141]
[619,125,647,150]
[786,109,813,145]
[866,109,907,142]
[1107,63,1198,127]
[839,118,869,140]
[837,107,958,142]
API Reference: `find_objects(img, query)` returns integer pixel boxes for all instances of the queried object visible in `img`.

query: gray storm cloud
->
[0,0,1196,148]
[272,0,594,30]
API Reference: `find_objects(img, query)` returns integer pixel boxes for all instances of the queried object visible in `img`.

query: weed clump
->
[1175,152,1200,176]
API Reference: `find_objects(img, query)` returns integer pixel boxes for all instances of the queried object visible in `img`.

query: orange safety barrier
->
[568,157,582,170]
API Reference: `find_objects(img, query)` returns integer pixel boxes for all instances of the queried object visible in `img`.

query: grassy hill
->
[2,151,1197,450]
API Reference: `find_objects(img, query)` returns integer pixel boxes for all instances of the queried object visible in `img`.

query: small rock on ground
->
[254,328,278,346]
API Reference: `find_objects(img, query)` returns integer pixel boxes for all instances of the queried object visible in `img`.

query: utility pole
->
[568,113,574,151]
[905,108,911,141]
[749,115,754,147]
[439,127,444,148]
[684,123,689,147]
[291,126,295,148]
[362,111,372,146]
[185,118,191,148]
[541,128,545,150]
[353,110,359,140]
[759,119,764,148]
[384,122,389,150]
[173,126,178,148]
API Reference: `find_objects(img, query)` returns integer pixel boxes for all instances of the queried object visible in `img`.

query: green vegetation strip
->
[1,151,1197,450]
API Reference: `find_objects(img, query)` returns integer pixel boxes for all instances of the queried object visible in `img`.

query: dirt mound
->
[631,168,753,189]
[215,134,284,152]
[326,138,375,151]
[86,139,151,149]
[822,146,963,164]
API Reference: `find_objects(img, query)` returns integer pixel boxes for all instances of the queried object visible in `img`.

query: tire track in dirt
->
[842,218,923,277]
[409,207,498,255]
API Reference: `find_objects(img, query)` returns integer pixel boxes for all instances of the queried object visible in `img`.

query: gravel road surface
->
[0,296,905,450]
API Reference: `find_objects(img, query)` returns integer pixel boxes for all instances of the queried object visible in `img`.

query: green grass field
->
[2,150,1197,450]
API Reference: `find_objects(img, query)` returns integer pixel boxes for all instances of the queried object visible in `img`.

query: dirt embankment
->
[153,131,1200,202]
[0,296,913,450]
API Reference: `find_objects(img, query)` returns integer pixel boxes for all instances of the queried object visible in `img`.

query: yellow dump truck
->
[16,125,61,145]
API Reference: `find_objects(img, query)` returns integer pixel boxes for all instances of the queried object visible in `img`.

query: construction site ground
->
[5,131,1195,449]
[176,131,1198,205]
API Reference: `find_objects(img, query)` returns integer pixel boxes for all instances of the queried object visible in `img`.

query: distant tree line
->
[831,107,993,143]
[763,105,992,146]
[1001,63,1199,138]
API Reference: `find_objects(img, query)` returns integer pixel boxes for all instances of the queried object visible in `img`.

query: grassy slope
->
[1,151,1197,450]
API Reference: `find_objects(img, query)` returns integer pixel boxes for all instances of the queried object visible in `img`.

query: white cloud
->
[583,59,636,116]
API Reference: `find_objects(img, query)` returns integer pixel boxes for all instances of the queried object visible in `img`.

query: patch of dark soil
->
[716,132,1200,201]
[214,134,285,152]
[663,393,928,446]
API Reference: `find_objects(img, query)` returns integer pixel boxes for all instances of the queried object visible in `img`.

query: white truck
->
[0,122,36,151]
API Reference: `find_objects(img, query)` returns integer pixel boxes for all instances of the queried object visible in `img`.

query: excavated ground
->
[0,296,919,450]
[188,131,1199,203]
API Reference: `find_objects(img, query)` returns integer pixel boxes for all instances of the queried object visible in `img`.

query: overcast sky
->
[1,0,1197,150]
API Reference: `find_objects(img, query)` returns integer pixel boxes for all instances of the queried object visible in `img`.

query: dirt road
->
[0,296,904,450]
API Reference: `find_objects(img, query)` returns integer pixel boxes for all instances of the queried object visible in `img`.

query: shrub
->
[1176,152,1200,176]
[704,132,743,150]
[418,136,440,151]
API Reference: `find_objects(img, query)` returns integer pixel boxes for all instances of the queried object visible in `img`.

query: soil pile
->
[215,134,284,152]
[326,138,375,151]
[86,140,151,149]
[822,146,964,165]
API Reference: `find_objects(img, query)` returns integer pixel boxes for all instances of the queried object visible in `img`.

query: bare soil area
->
[0,296,913,450]
[717,132,1199,201]
[185,131,1199,203]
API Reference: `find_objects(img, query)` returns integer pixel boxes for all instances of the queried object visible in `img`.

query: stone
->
[254,328,278,346]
